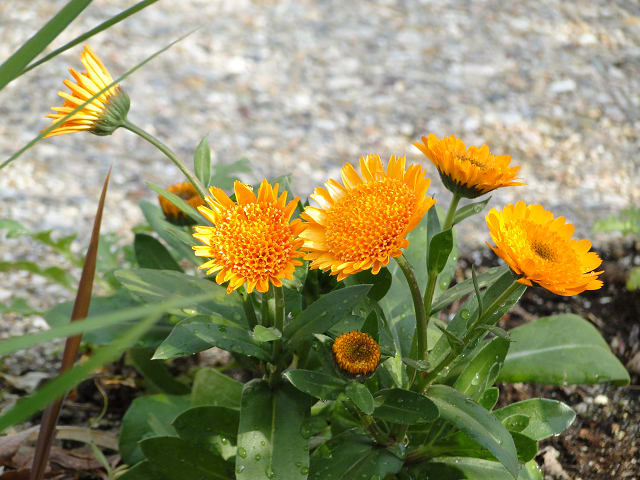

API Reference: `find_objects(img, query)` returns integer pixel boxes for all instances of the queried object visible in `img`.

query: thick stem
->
[442,193,462,231]
[121,120,208,199]
[395,255,427,381]
[237,289,258,329]
[422,279,522,389]
[274,286,285,334]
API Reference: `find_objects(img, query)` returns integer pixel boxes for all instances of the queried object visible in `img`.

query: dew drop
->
[300,466,309,475]
[461,310,471,320]
[255,454,262,461]
[218,325,227,333]
[471,372,481,386]
[236,465,246,473]
[238,447,247,459]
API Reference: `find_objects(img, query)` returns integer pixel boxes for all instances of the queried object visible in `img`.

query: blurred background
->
[1,0,638,245]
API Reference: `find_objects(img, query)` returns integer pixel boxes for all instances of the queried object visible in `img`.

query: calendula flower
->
[159,182,204,226]
[333,331,381,376]
[193,179,305,294]
[300,155,435,281]
[44,45,129,137]
[414,133,523,198]
[486,201,603,296]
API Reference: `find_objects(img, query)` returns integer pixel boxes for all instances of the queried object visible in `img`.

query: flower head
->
[300,155,435,281]
[44,45,129,137]
[159,182,204,226]
[333,331,381,376]
[486,201,603,296]
[193,179,305,293]
[414,133,523,198]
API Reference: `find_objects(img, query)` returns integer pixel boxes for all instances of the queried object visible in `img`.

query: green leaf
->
[134,233,182,271]
[501,414,530,433]
[493,399,576,441]
[118,394,190,465]
[194,136,212,187]
[428,229,454,275]
[0,311,164,434]
[0,298,41,316]
[345,268,392,301]
[158,318,271,360]
[252,325,282,343]
[309,433,403,480]
[127,348,189,395]
[139,200,201,264]
[427,385,519,478]
[373,388,438,425]
[431,266,507,314]
[0,260,75,290]
[211,158,252,191]
[627,266,640,290]
[236,380,311,480]
[173,406,239,442]
[147,181,204,224]
[115,460,157,480]
[21,1,159,75]
[499,314,630,386]
[511,432,538,463]
[423,457,542,480]
[192,368,243,410]
[284,285,371,348]
[173,406,239,459]
[478,387,499,410]
[430,270,525,369]
[1,292,211,358]
[284,369,347,400]
[0,0,91,90]
[152,316,217,359]
[454,337,510,400]
[140,437,234,479]
[115,268,244,324]
[453,197,492,225]
[346,382,374,415]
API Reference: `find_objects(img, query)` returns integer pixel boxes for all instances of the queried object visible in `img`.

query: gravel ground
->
[0,0,638,474]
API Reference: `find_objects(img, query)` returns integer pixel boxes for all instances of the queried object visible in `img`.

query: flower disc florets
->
[414,133,524,198]
[44,45,128,138]
[193,179,305,293]
[486,201,603,296]
[332,331,381,376]
[300,154,435,280]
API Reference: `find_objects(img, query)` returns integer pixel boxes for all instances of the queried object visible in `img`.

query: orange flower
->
[414,133,523,198]
[333,331,381,376]
[159,182,204,225]
[486,201,603,296]
[300,155,435,281]
[44,45,129,137]
[193,180,305,293]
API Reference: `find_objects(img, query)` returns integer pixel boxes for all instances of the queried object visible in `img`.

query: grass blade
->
[30,167,111,480]
[0,0,92,91]
[1,28,198,171]
[21,0,159,75]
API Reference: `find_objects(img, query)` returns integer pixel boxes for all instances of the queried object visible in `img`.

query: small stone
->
[594,394,609,406]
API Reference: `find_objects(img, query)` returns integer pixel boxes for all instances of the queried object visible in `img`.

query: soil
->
[3,244,639,480]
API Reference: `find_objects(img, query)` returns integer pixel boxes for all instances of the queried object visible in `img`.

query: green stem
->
[274,286,285,334]
[442,193,462,231]
[269,286,286,383]
[261,287,272,327]
[237,289,258,329]
[395,255,427,381]
[421,279,522,389]
[121,120,208,199]
[357,411,392,446]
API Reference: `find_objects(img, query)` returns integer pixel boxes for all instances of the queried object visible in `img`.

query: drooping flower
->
[333,331,381,376]
[300,154,435,281]
[193,179,305,293]
[159,181,204,226]
[44,45,129,137]
[414,133,523,198]
[486,201,603,296]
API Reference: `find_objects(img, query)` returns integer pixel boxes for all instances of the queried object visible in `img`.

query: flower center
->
[531,239,557,262]
[456,154,487,170]
[324,179,416,262]
[213,203,295,281]
[333,331,380,375]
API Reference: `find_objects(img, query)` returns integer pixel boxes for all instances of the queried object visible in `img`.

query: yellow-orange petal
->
[414,133,524,198]
[301,154,435,280]
[485,201,603,296]
[192,179,305,294]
